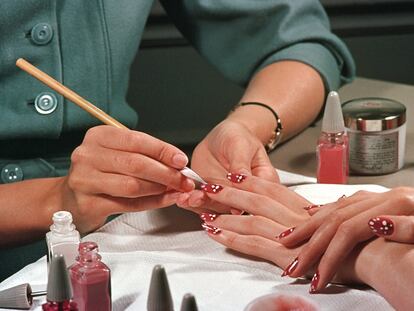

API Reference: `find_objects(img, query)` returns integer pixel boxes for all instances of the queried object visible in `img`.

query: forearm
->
[0,177,64,247]
[227,60,325,145]
[355,239,414,310]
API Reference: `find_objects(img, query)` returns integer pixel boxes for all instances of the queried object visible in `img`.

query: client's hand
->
[277,187,414,293]
[185,176,309,267]
[61,125,195,232]
[197,182,414,310]
[192,119,278,183]
[181,119,279,213]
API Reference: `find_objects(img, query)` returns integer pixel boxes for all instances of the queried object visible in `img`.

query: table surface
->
[270,77,413,188]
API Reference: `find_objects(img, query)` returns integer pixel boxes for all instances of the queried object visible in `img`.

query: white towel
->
[0,183,392,311]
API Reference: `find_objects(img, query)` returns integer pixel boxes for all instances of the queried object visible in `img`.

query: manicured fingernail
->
[201,183,223,194]
[304,204,322,211]
[172,153,188,167]
[182,178,195,191]
[201,223,221,234]
[281,257,299,277]
[309,270,320,293]
[200,213,218,222]
[277,227,295,239]
[368,217,394,236]
[227,172,247,183]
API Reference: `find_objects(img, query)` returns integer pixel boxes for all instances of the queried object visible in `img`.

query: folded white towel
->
[0,183,392,311]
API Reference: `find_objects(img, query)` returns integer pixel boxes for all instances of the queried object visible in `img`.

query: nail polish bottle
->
[46,211,80,268]
[317,91,348,184]
[42,254,78,311]
[69,242,111,311]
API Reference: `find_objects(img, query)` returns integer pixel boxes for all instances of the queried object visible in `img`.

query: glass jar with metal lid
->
[342,97,406,175]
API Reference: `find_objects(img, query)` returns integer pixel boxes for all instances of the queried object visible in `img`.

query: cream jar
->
[342,97,406,175]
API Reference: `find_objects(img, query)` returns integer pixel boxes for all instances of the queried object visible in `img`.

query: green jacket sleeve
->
[160,0,355,91]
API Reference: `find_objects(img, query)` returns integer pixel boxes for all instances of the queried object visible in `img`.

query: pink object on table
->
[245,293,317,311]
[316,91,348,184]
[69,242,111,311]
[317,134,348,184]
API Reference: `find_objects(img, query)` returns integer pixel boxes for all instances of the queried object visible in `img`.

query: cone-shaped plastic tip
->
[0,283,32,309]
[180,293,198,311]
[321,91,345,133]
[147,265,174,311]
[46,254,72,302]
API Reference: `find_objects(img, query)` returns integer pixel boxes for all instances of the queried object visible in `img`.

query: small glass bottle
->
[46,211,80,268]
[69,242,112,311]
[317,91,348,184]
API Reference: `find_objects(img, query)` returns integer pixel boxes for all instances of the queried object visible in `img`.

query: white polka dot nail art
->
[368,217,394,236]
[200,213,218,222]
[227,172,247,184]
[201,223,221,235]
[200,183,223,194]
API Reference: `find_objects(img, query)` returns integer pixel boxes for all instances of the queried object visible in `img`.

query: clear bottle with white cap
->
[46,211,80,268]
[316,91,348,184]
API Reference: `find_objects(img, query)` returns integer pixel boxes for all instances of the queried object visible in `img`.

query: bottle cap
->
[51,211,76,233]
[321,91,345,133]
[52,211,72,224]
[46,254,73,302]
[342,97,406,131]
[0,283,32,309]
[180,293,198,311]
[147,265,174,311]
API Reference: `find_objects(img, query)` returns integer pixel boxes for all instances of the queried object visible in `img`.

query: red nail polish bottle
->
[317,91,348,184]
[69,242,111,311]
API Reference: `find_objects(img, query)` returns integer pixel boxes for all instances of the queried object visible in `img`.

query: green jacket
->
[0,0,355,280]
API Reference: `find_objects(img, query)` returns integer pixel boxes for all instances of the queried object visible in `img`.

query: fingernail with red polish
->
[281,257,299,277]
[201,183,223,194]
[227,172,247,183]
[200,213,218,222]
[201,223,221,234]
[368,217,394,236]
[309,270,320,293]
[277,227,295,239]
[304,204,322,211]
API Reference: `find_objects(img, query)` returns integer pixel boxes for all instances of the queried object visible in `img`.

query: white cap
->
[51,211,75,233]
[321,91,345,133]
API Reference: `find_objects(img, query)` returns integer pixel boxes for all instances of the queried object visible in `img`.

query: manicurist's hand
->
[277,187,414,294]
[60,125,195,232]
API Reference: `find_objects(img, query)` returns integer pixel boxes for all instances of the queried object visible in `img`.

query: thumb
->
[250,148,279,183]
[226,141,254,177]
[368,215,414,243]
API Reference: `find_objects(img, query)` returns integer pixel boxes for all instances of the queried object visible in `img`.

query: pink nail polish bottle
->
[317,91,348,184]
[69,242,111,311]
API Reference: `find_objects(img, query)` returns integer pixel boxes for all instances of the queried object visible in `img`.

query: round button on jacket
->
[1,164,24,183]
[34,92,58,114]
[30,23,53,45]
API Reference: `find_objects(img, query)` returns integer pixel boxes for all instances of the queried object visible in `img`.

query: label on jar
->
[348,130,399,175]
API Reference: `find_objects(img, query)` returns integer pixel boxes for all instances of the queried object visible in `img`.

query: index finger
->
[84,126,189,169]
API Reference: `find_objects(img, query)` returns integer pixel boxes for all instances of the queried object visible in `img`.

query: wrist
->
[227,102,282,151]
